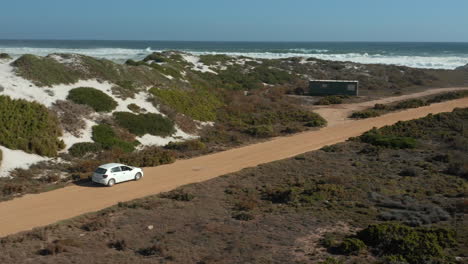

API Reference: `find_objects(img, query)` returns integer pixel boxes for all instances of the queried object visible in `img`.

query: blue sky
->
[1,0,467,41]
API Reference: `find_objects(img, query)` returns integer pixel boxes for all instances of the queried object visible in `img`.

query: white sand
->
[0,146,50,177]
[0,58,199,176]
[182,54,218,74]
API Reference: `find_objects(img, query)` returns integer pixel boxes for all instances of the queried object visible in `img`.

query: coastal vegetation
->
[0,108,466,263]
[150,87,223,122]
[0,53,12,60]
[113,112,175,137]
[12,54,81,86]
[350,90,468,119]
[67,87,118,112]
[91,124,137,153]
[0,95,63,156]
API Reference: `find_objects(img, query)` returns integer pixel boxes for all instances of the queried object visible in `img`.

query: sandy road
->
[312,87,468,127]
[0,97,467,237]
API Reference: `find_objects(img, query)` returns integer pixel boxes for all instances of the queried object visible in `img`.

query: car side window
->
[121,166,131,171]
[111,167,121,173]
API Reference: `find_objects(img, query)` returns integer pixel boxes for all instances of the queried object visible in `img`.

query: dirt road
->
[0,97,467,237]
[312,87,468,127]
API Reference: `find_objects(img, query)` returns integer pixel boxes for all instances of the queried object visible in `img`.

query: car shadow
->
[72,179,107,188]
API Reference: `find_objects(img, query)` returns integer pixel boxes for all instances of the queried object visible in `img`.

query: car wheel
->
[107,179,116,187]
[134,172,142,181]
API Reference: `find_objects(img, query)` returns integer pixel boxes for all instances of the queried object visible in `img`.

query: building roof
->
[309,79,359,83]
[98,163,125,169]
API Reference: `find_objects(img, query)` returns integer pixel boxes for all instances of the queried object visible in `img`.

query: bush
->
[150,88,223,121]
[92,124,137,152]
[315,96,344,105]
[350,110,381,119]
[12,54,81,86]
[113,112,175,137]
[143,52,167,63]
[393,99,427,110]
[160,190,194,201]
[127,103,143,113]
[119,146,175,167]
[0,53,11,59]
[338,238,366,255]
[245,125,275,138]
[232,212,254,221]
[357,223,456,264]
[426,90,468,104]
[165,140,206,152]
[69,142,103,157]
[0,95,63,156]
[67,87,118,112]
[360,129,417,149]
[51,100,93,137]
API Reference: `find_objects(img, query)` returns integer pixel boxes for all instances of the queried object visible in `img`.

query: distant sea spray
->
[1,40,468,69]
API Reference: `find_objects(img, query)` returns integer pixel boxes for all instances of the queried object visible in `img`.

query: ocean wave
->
[1,46,467,70]
[187,51,468,70]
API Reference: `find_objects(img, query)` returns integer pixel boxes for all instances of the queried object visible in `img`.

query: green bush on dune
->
[360,129,417,149]
[12,54,81,86]
[0,53,12,60]
[0,95,64,156]
[91,124,137,153]
[67,87,118,112]
[357,223,455,264]
[68,142,103,157]
[150,88,223,121]
[113,112,176,137]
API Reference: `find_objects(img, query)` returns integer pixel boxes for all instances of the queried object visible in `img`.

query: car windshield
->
[94,168,107,174]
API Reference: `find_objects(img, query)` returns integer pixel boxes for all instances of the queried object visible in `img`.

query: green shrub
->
[160,189,194,201]
[165,140,206,152]
[199,54,233,65]
[393,99,427,110]
[91,124,136,152]
[150,88,223,121]
[125,59,147,66]
[0,149,2,166]
[127,103,143,113]
[12,54,81,86]
[360,129,417,149]
[350,110,381,119]
[112,80,138,99]
[68,142,103,157]
[427,90,468,104]
[113,112,175,137]
[0,53,12,60]
[357,223,456,264]
[315,96,344,105]
[143,52,167,63]
[119,146,175,167]
[244,125,275,138]
[0,95,63,156]
[67,87,118,112]
[338,238,366,255]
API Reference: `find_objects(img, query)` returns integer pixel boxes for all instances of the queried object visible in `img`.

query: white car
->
[92,163,144,187]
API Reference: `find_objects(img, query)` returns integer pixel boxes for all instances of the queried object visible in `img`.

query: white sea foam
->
[1,46,467,70]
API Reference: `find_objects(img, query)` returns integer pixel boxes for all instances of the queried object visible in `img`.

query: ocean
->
[1,40,468,70]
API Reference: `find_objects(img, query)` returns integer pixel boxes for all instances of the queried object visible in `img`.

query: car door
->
[110,166,124,183]
[119,166,131,181]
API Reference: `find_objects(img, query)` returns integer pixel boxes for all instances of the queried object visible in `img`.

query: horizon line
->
[1,39,468,44]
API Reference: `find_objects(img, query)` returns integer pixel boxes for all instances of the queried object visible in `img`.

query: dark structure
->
[309,80,359,96]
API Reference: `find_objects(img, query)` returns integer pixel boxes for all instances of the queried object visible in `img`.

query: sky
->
[0,0,467,42]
